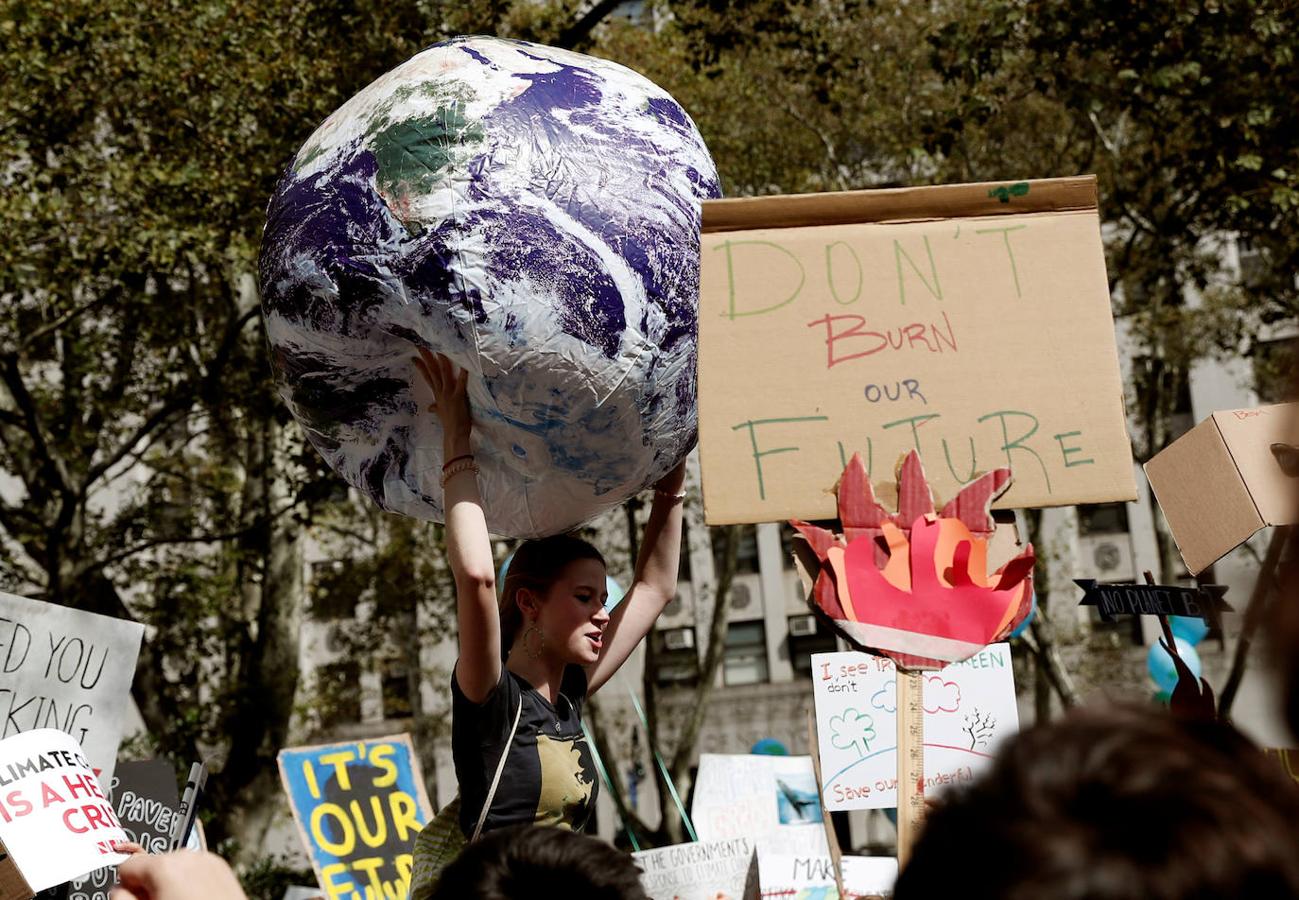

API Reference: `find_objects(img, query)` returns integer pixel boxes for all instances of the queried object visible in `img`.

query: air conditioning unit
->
[728,573,765,621]
[1078,533,1136,581]
[788,614,818,638]
[663,628,695,651]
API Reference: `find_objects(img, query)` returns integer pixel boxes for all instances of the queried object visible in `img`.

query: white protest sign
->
[0,729,128,891]
[634,837,755,900]
[0,591,144,783]
[811,645,1017,811]
[692,754,827,849]
[758,854,897,899]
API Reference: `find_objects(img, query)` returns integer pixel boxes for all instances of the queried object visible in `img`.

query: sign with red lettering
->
[0,729,127,892]
[697,176,1136,524]
[810,647,1018,811]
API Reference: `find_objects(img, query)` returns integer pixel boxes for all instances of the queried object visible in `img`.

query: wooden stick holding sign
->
[792,451,1035,862]
[806,710,845,899]
[895,670,926,865]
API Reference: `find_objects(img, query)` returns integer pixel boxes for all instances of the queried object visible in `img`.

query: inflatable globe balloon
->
[1146,637,1202,694]
[260,36,720,537]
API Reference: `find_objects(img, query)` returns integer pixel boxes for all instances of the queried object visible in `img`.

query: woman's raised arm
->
[586,460,687,694]
[414,349,501,703]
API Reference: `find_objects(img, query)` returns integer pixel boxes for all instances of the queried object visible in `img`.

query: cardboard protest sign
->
[1144,403,1299,574]
[278,735,432,900]
[0,730,127,893]
[758,854,897,899]
[811,647,1017,811]
[1075,580,1230,625]
[634,837,755,900]
[697,175,1135,525]
[0,837,32,900]
[692,754,827,852]
[0,592,144,784]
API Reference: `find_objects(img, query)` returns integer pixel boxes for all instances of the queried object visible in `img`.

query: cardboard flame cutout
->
[792,451,1035,670]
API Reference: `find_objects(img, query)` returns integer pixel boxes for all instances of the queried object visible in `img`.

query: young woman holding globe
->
[410,348,687,891]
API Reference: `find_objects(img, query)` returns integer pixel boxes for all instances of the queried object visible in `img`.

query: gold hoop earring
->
[522,623,545,660]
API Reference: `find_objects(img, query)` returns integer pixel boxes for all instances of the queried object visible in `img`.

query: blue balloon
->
[1009,591,1037,640]
[1170,615,1209,646]
[751,739,789,756]
[498,551,626,612]
[1147,637,1202,693]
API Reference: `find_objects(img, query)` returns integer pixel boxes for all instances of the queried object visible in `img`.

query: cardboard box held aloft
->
[1144,403,1298,575]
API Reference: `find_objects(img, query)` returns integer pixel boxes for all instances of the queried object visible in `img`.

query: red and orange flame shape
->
[792,451,1035,670]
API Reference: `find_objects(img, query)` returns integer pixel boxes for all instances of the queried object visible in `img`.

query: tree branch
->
[556,0,628,49]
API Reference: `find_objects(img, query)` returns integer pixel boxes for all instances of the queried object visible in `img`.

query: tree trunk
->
[216,418,304,857]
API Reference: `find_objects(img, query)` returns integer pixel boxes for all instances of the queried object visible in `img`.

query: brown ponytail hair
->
[500,535,606,655]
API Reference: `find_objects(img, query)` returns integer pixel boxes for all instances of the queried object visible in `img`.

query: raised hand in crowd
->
[109,852,247,900]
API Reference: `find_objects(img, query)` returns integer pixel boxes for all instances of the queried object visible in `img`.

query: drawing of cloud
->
[870,680,897,713]
[924,676,961,714]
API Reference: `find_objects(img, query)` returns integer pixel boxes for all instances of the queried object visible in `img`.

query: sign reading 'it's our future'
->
[278,735,432,900]
[697,176,1136,524]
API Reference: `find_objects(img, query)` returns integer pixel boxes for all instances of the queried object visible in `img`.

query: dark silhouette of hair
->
[499,535,606,653]
[430,825,647,900]
[894,705,1299,900]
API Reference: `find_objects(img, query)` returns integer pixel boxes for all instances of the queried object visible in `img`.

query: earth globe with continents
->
[260,36,720,537]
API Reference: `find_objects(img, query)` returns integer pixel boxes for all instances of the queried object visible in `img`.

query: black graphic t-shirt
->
[451,664,598,836]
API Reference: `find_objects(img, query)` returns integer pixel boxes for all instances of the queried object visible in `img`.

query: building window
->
[317,660,361,728]
[715,525,760,576]
[788,615,839,676]
[651,628,699,687]
[1252,337,1295,404]
[381,659,413,720]
[723,621,769,686]
[1077,503,1130,536]
[309,560,357,620]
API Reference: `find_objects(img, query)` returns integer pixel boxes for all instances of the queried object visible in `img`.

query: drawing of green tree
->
[829,708,877,758]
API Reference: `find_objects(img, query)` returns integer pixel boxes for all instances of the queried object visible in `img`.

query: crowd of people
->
[108,354,1299,899]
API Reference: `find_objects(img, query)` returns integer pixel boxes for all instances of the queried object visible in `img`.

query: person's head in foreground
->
[893,705,1299,900]
[500,534,610,667]
[430,825,647,900]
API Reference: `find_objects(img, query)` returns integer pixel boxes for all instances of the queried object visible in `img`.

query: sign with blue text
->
[278,735,432,900]
[811,646,1018,811]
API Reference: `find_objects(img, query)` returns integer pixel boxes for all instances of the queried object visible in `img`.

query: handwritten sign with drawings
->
[0,729,128,893]
[692,754,826,848]
[0,591,144,785]
[697,176,1136,524]
[278,734,432,900]
[758,854,898,899]
[811,646,1017,811]
[634,837,755,900]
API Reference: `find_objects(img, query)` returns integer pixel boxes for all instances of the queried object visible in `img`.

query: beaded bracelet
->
[440,458,480,487]
[654,488,687,502]
[442,453,474,471]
